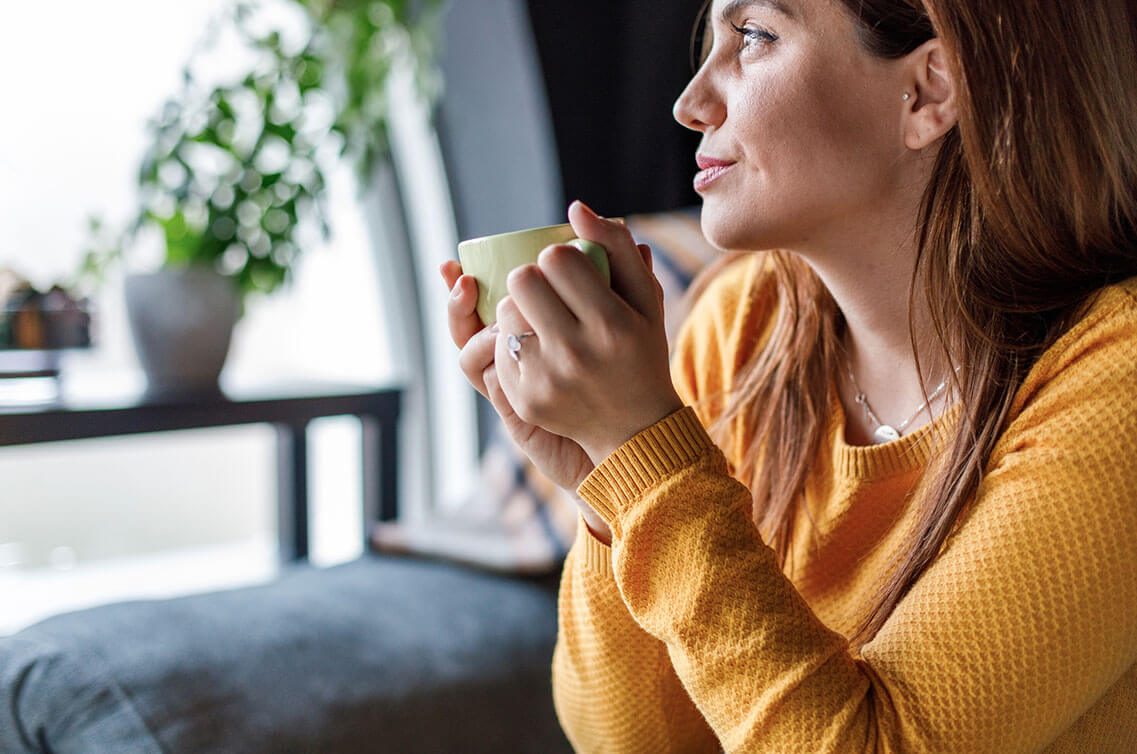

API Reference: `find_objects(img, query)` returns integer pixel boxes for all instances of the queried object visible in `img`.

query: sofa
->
[0,557,567,752]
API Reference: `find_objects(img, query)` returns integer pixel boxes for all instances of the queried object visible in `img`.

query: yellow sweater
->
[552,253,1137,753]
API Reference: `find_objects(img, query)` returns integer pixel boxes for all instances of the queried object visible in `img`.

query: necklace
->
[846,362,960,444]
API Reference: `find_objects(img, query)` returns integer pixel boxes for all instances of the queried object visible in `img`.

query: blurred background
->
[0,0,397,633]
[0,0,703,634]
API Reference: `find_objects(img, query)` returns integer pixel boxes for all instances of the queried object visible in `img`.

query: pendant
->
[873,424,901,443]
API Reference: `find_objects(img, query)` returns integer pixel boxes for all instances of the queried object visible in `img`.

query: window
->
[0,0,410,634]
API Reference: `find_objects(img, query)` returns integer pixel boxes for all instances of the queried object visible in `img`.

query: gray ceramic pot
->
[124,266,240,397]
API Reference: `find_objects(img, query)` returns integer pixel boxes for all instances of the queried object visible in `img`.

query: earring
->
[903,92,911,101]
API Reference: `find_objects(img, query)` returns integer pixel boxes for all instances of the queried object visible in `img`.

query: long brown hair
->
[688,0,1137,650]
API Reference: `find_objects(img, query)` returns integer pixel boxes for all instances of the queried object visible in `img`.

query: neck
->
[789,199,953,443]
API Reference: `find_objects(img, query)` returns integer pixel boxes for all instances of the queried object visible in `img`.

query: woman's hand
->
[442,258,613,544]
[493,201,684,467]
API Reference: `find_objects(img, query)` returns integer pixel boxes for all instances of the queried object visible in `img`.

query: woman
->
[443,0,1137,750]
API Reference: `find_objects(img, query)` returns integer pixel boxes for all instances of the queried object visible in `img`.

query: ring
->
[506,331,536,362]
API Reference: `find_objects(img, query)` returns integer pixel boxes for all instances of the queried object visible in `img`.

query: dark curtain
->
[524,0,708,217]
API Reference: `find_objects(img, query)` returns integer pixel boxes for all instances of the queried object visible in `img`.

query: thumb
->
[567,200,657,317]
[637,244,656,276]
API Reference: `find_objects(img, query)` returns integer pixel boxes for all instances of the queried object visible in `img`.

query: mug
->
[457,222,613,326]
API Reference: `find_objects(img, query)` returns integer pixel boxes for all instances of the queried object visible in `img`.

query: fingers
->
[441,261,483,349]
[493,295,540,371]
[533,243,626,324]
[492,294,544,422]
[482,362,525,435]
[567,200,659,317]
[440,259,462,289]
[637,244,666,311]
[482,363,504,414]
[506,255,586,335]
[442,259,497,397]
[637,244,654,273]
[457,326,497,399]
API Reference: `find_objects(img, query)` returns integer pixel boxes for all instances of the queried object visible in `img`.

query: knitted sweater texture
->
[552,253,1137,752]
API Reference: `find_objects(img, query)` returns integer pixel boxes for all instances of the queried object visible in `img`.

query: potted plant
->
[83,0,443,396]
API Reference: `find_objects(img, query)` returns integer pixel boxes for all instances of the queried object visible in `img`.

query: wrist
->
[579,506,613,546]
[570,491,612,544]
[583,395,685,466]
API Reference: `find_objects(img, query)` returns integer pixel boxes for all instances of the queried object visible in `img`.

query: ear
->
[902,38,959,150]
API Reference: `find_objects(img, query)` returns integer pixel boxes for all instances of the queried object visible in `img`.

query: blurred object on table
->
[0,266,93,382]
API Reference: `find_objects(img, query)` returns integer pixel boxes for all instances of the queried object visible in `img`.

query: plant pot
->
[124,266,240,398]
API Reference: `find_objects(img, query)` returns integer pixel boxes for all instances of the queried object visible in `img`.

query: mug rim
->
[457,222,574,249]
[457,217,625,250]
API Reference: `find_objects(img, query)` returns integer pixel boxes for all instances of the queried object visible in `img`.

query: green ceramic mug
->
[457,222,613,326]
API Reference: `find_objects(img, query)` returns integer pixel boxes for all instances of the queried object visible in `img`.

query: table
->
[0,381,402,561]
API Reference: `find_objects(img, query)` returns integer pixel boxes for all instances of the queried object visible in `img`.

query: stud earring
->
[903,92,911,101]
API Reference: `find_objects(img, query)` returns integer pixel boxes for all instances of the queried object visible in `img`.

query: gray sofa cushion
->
[0,554,571,753]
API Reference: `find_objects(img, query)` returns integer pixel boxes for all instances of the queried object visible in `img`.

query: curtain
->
[525,0,707,217]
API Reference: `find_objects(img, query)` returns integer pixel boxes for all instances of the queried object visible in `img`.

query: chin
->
[699,203,774,253]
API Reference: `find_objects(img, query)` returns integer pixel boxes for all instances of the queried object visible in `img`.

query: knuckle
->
[597,222,631,247]
[552,349,585,380]
[447,293,467,325]
[592,324,620,353]
[545,365,571,393]
[496,295,516,323]
[528,388,555,424]
[513,395,537,425]
[483,366,500,396]
[539,244,580,273]
[458,346,481,378]
[506,263,541,292]
[461,329,492,360]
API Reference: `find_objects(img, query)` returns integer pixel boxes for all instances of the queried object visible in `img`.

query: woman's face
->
[674,0,913,254]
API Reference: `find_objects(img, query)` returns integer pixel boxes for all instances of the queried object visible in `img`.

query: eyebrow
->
[718,0,796,23]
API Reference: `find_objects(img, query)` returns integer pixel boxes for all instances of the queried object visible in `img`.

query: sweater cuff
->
[577,515,614,578]
[577,406,723,536]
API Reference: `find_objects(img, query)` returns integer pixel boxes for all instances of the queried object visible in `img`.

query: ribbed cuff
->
[577,406,721,535]
[578,515,613,578]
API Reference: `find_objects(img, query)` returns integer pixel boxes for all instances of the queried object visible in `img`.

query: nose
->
[673,64,724,133]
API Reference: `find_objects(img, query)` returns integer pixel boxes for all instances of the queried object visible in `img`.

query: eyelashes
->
[729,21,779,50]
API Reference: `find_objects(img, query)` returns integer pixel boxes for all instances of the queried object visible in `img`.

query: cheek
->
[733,72,798,170]
[802,54,902,172]
[726,65,853,205]
[759,68,899,208]
[701,51,903,250]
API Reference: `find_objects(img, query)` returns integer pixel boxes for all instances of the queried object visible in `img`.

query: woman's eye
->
[730,22,778,51]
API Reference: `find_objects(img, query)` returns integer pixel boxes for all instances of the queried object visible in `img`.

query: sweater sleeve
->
[550,255,765,752]
[552,518,720,752]
[574,289,1137,752]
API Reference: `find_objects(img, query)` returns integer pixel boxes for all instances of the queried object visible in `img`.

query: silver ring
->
[506,331,536,362]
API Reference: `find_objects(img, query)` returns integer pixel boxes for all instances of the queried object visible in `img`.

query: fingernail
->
[451,278,464,299]
[574,200,601,219]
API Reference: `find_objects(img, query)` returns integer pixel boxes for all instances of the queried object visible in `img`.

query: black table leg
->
[361,413,399,552]
[275,420,310,561]
[379,418,398,523]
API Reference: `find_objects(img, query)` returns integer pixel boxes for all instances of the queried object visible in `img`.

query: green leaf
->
[104,0,447,303]
[155,210,206,264]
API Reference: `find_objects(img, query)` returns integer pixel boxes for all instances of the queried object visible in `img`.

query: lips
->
[696,154,734,170]
[694,153,736,192]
